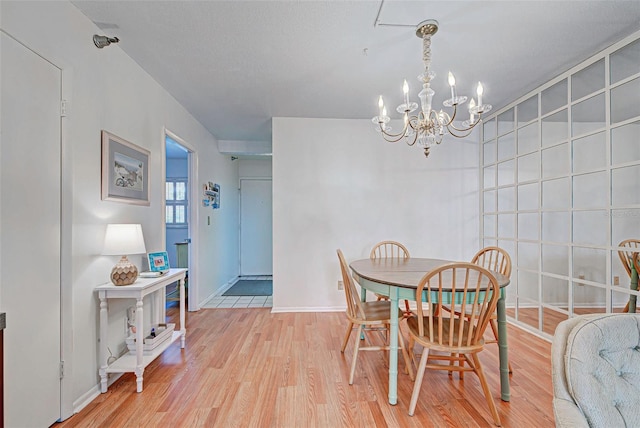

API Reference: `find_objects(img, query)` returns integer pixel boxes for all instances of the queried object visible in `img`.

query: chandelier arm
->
[378,122,411,143]
[446,117,482,133]
[445,124,475,138]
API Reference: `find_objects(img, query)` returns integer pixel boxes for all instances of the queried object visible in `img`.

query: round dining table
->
[349,257,511,405]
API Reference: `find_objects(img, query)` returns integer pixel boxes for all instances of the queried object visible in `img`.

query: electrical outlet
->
[614,276,620,286]
[338,280,344,290]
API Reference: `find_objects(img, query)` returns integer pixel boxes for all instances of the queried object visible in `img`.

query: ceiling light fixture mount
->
[93,34,120,49]
[373,19,492,157]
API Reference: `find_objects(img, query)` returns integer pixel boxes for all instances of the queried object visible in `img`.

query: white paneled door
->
[0,32,62,426]
[240,179,273,275]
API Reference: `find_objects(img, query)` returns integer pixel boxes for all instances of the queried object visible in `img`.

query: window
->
[166,179,188,226]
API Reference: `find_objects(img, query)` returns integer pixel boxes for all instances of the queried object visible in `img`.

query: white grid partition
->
[480,30,640,338]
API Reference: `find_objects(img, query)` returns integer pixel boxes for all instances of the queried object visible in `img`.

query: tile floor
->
[201,276,273,309]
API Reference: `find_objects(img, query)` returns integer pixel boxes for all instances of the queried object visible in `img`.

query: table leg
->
[629,266,638,313]
[180,277,186,348]
[497,290,510,402]
[98,294,108,393]
[388,286,399,405]
[135,298,144,393]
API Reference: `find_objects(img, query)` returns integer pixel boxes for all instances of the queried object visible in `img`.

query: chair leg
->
[349,324,364,385]
[489,318,512,374]
[471,353,501,426]
[397,330,414,381]
[341,321,353,353]
[408,347,429,416]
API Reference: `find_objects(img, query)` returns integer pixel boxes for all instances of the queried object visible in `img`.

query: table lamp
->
[103,224,147,286]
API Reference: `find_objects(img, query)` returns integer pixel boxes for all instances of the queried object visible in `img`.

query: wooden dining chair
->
[370,241,412,317]
[406,262,501,426]
[439,246,512,375]
[618,239,640,313]
[337,249,413,384]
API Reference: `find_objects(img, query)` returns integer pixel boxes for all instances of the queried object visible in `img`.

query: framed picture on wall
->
[101,130,150,205]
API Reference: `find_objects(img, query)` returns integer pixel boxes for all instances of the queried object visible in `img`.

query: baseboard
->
[199,276,240,307]
[71,372,124,416]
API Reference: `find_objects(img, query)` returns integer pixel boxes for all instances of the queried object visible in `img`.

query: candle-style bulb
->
[477,82,484,106]
[468,98,476,123]
[382,106,387,117]
[378,95,384,117]
[403,79,409,95]
[448,72,456,87]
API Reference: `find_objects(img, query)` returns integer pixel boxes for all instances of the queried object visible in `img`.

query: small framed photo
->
[101,130,150,205]
[147,251,170,273]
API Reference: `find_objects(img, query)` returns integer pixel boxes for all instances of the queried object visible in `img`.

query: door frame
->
[163,128,199,311]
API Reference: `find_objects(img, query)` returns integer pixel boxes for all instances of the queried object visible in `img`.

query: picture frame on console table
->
[101,130,150,205]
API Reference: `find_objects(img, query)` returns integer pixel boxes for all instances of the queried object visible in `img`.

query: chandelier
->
[372,20,492,157]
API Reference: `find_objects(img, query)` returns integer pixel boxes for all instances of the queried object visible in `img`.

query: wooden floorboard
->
[55,306,554,427]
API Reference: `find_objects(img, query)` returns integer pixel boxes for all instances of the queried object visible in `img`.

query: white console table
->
[96,268,187,393]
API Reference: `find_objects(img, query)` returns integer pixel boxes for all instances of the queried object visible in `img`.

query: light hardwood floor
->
[55,306,554,427]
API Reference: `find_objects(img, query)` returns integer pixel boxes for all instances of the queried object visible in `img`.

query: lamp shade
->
[103,224,146,256]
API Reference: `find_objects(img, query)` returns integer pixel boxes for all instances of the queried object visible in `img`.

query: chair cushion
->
[565,314,640,427]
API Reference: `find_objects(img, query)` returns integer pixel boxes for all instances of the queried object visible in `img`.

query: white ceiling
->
[72,1,640,146]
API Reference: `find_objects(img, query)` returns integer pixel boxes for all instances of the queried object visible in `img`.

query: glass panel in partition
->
[484,165,496,189]
[483,140,497,165]
[497,160,515,186]
[611,77,640,124]
[610,38,640,85]
[573,210,608,247]
[542,211,570,244]
[572,93,605,136]
[542,109,568,147]
[484,190,496,213]
[517,122,539,155]
[518,242,539,270]
[497,132,516,161]
[573,171,608,209]
[518,270,539,302]
[498,108,515,136]
[517,95,538,127]
[572,131,606,173]
[518,212,539,241]
[484,215,496,238]
[571,59,605,101]
[542,244,569,276]
[611,121,640,166]
[542,143,570,179]
[497,213,515,239]
[542,177,570,210]
[518,152,540,183]
[483,117,496,141]
[573,247,607,284]
[612,289,634,313]
[573,284,606,315]
[542,306,568,336]
[612,164,640,206]
[518,182,539,211]
[611,209,640,247]
[542,275,569,307]
[542,79,568,116]
[497,187,515,212]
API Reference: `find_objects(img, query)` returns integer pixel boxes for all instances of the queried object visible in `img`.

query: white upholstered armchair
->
[552,313,640,427]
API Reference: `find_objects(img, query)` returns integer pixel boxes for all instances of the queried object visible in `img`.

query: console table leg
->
[135,298,144,392]
[99,295,108,393]
[180,278,186,348]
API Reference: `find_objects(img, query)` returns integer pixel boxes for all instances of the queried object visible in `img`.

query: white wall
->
[272,117,480,311]
[0,1,239,413]
[239,158,272,178]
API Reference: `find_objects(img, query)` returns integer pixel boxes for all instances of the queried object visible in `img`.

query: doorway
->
[240,178,273,275]
[164,131,197,311]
